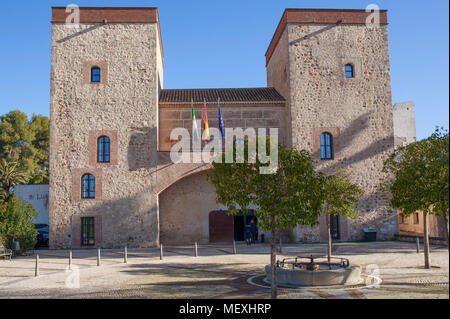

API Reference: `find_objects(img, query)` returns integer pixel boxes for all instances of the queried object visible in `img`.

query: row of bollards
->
[34,240,244,277]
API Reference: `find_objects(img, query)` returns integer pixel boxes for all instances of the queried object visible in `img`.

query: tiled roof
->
[159,88,285,103]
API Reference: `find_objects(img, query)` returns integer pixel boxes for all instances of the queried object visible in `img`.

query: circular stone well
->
[264,255,362,287]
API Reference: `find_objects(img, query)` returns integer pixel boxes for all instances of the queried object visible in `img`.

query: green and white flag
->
[191,99,200,141]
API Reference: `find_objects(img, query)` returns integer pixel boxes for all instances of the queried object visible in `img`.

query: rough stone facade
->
[49,8,162,248]
[267,9,398,241]
[50,7,407,248]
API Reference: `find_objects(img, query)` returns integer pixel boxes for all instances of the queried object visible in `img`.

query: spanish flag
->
[203,100,210,142]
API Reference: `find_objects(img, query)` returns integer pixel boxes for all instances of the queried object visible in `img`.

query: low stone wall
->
[265,265,361,287]
[394,234,448,246]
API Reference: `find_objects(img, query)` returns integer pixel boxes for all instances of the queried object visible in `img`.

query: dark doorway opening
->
[233,211,257,241]
[330,215,340,240]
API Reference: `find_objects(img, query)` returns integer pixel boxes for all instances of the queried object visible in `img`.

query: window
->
[81,174,95,199]
[91,67,101,83]
[320,132,333,160]
[400,215,406,224]
[81,217,95,246]
[97,136,110,163]
[413,213,420,224]
[345,64,354,78]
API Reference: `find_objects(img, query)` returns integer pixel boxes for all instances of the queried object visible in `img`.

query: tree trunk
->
[270,229,277,299]
[423,211,430,269]
[443,208,449,252]
[327,214,332,262]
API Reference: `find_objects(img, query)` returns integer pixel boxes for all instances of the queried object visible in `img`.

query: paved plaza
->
[0,241,448,299]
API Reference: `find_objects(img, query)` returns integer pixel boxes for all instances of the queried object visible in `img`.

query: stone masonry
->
[50,7,407,248]
[49,8,162,248]
[266,9,397,241]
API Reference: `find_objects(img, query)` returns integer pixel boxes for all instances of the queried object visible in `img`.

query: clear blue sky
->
[0,0,448,140]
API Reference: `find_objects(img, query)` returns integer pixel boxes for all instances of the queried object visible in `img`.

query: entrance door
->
[330,215,340,240]
[233,211,257,241]
[209,211,233,242]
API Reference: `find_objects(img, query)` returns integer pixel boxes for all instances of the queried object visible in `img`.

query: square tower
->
[266,9,397,241]
[49,7,163,248]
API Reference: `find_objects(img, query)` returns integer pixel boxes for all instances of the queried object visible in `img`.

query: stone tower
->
[49,7,163,248]
[266,9,397,241]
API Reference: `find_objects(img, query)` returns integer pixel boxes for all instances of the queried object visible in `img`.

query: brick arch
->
[155,152,213,194]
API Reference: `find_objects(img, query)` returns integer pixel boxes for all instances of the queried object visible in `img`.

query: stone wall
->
[49,21,161,248]
[268,21,397,241]
[158,104,286,151]
[159,171,224,245]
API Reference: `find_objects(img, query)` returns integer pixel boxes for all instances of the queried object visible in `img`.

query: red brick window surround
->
[88,131,118,166]
[312,127,340,160]
[83,61,108,85]
[72,168,102,202]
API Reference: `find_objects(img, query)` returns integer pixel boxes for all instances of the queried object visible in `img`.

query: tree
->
[384,127,449,268]
[207,137,323,298]
[0,194,38,254]
[0,110,49,185]
[320,169,364,262]
[0,159,28,196]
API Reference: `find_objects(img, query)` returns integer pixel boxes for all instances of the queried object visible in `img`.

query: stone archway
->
[158,170,222,245]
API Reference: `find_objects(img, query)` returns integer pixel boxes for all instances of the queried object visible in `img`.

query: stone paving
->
[0,241,448,299]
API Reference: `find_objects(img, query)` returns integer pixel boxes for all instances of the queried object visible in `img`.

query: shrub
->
[0,194,38,254]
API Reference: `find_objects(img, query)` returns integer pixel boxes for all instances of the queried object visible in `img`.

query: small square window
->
[91,67,101,83]
[345,64,354,78]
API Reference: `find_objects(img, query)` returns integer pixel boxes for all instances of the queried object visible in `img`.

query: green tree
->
[384,127,449,268]
[321,169,364,262]
[0,194,38,254]
[0,159,28,196]
[207,137,323,299]
[0,110,49,185]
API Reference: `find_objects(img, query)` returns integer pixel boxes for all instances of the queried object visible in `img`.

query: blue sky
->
[0,0,448,140]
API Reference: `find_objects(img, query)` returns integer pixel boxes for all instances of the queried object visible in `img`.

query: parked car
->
[35,225,49,248]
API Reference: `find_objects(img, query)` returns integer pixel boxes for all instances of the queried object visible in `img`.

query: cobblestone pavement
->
[0,241,448,299]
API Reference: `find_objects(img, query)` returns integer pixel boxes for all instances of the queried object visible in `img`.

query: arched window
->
[345,64,354,78]
[81,174,95,199]
[320,132,333,160]
[91,67,101,83]
[97,136,110,163]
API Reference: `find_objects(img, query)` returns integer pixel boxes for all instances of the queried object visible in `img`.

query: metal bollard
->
[35,254,39,277]
[195,242,198,257]
[97,248,101,266]
[160,243,163,260]
[416,237,420,253]
[69,250,72,270]
[233,240,237,254]
[124,246,128,264]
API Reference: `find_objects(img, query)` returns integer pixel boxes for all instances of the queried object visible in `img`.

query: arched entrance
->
[158,170,222,245]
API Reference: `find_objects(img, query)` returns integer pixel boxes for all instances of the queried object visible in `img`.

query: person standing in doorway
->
[249,219,257,243]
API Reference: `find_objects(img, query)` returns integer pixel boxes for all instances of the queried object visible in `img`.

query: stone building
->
[50,7,403,248]
[392,101,447,240]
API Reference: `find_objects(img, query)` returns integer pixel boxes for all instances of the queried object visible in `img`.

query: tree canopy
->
[383,127,449,218]
[0,110,49,186]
